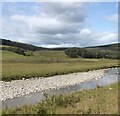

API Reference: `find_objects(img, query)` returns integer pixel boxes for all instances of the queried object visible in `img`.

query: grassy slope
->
[3,82,119,114]
[87,43,119,51]
[1,50,119,81]
[2,50,26,60]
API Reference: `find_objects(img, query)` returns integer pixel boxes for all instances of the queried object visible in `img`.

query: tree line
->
[64,48,120,59]
[1,46,33,56]
[1,39,46,51]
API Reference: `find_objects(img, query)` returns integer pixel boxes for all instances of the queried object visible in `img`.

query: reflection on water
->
[2,68,119,109]
[2,92,45,109]
[45,68,119,95]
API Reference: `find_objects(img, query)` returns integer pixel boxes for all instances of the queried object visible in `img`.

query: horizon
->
[1,2,118,48]
[1,38,119,49]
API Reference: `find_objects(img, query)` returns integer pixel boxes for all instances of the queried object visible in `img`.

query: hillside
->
[0,39,47,51]
[0,38,119,51]
[86,43,120,51]
[1,39,119,81]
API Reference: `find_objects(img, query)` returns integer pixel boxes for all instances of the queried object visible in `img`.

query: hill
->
[1,39,119,81]
[0,38,47,51]
[86,43,120,51]
[1,38,119,51]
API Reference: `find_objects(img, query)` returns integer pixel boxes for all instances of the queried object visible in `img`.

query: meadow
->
[1,45,119,114]
[1,50,119,81]
[3,82,119,114]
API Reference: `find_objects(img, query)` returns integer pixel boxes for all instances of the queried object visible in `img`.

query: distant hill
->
[86,43,120,51]
[0,38,119,51]
[0,38,47,51]
[0,38,68,51]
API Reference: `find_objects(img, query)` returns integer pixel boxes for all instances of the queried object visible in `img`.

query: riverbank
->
[3,81,119,114]
[2,58,118,81]
[1,68,107,101]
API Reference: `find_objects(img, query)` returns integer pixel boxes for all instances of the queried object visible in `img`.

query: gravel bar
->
[0,69,107,101]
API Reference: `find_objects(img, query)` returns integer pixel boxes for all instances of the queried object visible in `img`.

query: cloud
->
[2,2,118,48]
[2,3,85,43]
[27,29,117,48]
[9,2,85,35]
[42,3,85,22]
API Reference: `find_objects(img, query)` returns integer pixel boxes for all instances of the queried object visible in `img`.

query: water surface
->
[2,68,119,109]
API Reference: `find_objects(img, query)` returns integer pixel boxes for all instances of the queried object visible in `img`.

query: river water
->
[2,68,119,109]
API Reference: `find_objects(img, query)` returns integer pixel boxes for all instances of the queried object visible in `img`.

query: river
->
[2,67,119,109]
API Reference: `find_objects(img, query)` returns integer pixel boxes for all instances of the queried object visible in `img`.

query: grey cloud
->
[35,22,84,34]
[2,2,117,48]
[43,3,85,23]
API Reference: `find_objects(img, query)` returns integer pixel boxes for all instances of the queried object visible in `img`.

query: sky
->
[1,2,118,48]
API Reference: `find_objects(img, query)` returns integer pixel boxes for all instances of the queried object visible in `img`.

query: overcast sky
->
[1,2,118,48]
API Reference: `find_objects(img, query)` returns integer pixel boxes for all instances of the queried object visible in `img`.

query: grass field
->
[1,50,119,81]
[3,82,119,114]
[1,47,119,114]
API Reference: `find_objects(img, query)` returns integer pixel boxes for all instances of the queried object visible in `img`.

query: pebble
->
[0,69,106,101]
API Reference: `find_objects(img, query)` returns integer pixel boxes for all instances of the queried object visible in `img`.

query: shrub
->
[64,48,119,59]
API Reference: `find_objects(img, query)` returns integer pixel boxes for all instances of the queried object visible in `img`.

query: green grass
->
[0,45,11,47]
[3,82,119,114]
[2,50,26,60]
[0,109,2,116]
[1,49,119,114]
[2,50,68,62]
[1,50,119,81]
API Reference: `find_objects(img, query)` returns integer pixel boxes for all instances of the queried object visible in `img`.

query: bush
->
[24,51,33,56]
[65,48,80,58]
[2,46,33,56]
[64,48,120,59]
